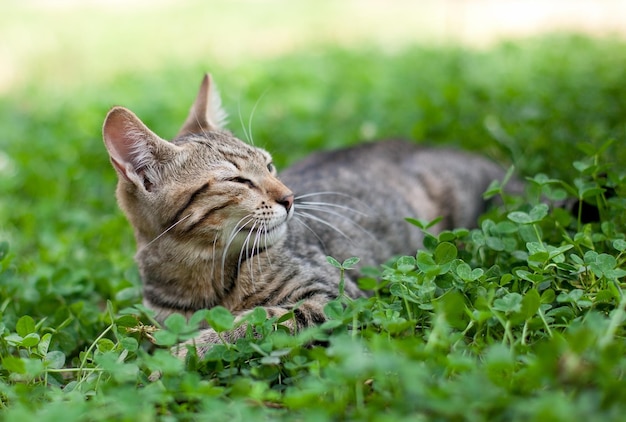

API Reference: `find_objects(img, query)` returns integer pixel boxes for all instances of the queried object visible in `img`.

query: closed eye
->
[231,177,256,188]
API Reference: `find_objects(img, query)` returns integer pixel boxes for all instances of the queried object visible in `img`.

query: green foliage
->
[1,36,626,420]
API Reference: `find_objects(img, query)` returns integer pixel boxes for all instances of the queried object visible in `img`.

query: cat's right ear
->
[176,73,228,137]
[103,107,177,190]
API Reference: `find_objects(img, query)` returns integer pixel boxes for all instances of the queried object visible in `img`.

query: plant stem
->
[599,288,626,348]
[537,307,553,338]
[77,323,114,383]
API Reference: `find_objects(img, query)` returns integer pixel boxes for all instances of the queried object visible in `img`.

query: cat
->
[103,74,514,358]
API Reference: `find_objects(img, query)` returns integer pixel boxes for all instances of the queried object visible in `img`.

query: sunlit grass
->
[1,3,626,418]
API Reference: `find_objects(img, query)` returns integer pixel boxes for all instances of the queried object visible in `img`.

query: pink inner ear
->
[103,106,176,190]
[109,156,132,182]
[104,111,139,165]
[103,107,154,183]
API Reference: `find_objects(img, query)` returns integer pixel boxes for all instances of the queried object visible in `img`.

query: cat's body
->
[103,74,511,357]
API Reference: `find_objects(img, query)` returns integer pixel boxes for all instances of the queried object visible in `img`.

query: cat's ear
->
[177,73,228,137]
[103,106,177,191]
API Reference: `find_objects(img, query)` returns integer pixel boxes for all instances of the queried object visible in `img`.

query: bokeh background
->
[2,0,626,92]
[1,2,626,419]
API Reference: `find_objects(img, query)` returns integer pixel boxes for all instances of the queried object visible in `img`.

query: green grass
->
[1,32,626,420]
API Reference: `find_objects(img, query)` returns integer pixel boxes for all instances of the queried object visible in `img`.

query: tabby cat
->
[103,74,512,357]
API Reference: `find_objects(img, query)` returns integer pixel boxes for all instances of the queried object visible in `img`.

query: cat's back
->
[280,140,508,266]
[281,140,502,191]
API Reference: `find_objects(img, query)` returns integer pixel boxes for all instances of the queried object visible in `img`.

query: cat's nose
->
[278,193,294,212]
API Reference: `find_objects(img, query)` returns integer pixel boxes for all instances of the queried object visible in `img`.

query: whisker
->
[237,97,251,144]
[238,221,257,283]
[254,224,265,275]
[243,222,265,295]
[297,200,369,217]
[238,221,257,261]
[293,216,327,252]
[224,215,254,250]
[297,203,371,222]
[263,222,273,268]
[221,215,255,288]
[297,205,378,243]
[210,234,220,278]
[139,213,192,252]
[247,87,270,146]
[256,226,266,281]
[295,191,361,200]
[295,211,354,244]
[294,191,373,212]
[296,204,356,221]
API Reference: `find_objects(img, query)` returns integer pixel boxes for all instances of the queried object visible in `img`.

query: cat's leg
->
[172,300,328,358]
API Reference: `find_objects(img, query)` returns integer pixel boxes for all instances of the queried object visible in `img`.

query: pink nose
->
[278,193,294,212]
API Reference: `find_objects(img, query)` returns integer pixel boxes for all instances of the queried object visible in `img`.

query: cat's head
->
[103,74,294,259]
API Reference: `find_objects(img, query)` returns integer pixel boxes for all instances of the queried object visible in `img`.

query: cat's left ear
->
[103,107,178,191]
[177,73,228,137]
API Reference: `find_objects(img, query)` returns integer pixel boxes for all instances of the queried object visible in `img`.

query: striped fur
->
[103,74,512,357]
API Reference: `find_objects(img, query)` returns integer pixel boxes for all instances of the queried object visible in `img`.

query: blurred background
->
[2,0,625,93]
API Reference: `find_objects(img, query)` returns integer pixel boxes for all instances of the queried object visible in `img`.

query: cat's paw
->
[170,330,220,359]
[171,325,248,359]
